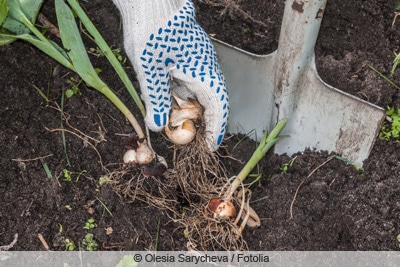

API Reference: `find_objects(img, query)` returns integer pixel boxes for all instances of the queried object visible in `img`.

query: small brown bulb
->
[206,198,236,220]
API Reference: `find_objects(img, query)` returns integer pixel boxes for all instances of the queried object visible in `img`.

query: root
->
[107,167,179,214]
[109,125,254,250]
[0,234,18,251]
[183,213,248,251]
[199,0,268,28]
[289,157,334,219]
[167,126,228,202]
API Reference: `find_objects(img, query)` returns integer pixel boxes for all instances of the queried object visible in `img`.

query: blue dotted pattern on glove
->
[139,0,228,145]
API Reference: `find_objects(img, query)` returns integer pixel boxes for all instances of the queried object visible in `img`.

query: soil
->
[1,0,399,251]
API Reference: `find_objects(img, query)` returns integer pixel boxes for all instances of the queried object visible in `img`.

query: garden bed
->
[0,0,399,251]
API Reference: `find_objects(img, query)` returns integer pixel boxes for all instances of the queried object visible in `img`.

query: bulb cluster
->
[164,93,202,145]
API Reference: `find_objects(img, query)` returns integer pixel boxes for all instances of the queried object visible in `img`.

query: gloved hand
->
[112,0,229,151]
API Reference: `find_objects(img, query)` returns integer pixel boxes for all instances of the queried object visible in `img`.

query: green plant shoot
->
[82,233,98,251]
[281,156,297,173]
[225,120,287,199]
[64,0,145,116]
[83,218,97,230]
[0,0,146,140]
[380,106,400,142]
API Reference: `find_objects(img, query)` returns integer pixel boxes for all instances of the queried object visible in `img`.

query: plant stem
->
[55,0,146,139]
[66,0,146,117]
[224,120,287,199]
[97,83,145,139]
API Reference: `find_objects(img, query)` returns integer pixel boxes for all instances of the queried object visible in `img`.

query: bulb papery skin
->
[171,93,202,121]
[165,120,196,145]
[244,206,261,228]
[165,95,203,146]
[123,149,137,165]
[156,154,168,169]
[169,106,201,127]
[206,198,236,220]
[136,141,155,165]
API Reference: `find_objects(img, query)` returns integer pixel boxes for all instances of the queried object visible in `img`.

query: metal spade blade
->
[213,0,385,166]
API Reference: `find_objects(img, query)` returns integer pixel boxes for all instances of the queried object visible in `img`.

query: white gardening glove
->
[112,0,229,151]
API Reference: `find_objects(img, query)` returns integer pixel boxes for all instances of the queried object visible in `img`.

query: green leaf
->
[55,0,135,127]
[65,89,74,99]
[0,33,16,45]
[0,0,9,27]
[2,0,44,35]
[16,0,43,22]
[0,33,74,69]
[116,255,138,267]
[66,0,145,116]
[55,0,102,89]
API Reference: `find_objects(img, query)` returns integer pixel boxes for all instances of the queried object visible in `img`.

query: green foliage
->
[280,156,297,173]
[58,223,76,251]
[89,46,126,64]
[64,0,145,116]
[228,120,287,196]
[0,0,9,27]
[391,52,400,76]
[0,0,44,45]
[64,68,105,99]
[0,0,72,66]
[368,54,400,144]
[63,169,87,182]
[83,218,97,230]
[64,238,76,251]
[380,107,400,142]
[65,77,83,99]
[98,175,110,186]
[0,0,146,132]
[82,233,98,251]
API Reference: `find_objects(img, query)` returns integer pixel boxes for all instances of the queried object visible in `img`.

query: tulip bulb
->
[206,198,236,220]
[165,120,196,145]
[169,102,202,127]
[123,149,137,165]
[136,141,155,165]
[165,93,203,145]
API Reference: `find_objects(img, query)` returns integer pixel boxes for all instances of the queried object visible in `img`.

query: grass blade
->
[368,64,400,91]
[60,88,71,167]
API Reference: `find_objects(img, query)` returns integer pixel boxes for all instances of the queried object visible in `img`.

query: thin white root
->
[0,234,18,251]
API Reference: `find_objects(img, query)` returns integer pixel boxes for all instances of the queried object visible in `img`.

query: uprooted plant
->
[0,0,159,168]
[110,119,287,250]
[2,0,289,251]
[1,0,219,174]
[185,120,287,250]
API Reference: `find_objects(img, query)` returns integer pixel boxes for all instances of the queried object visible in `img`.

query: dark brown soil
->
[1,0,399,251]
